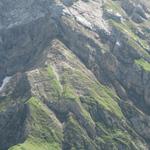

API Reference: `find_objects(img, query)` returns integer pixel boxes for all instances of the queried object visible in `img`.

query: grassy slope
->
[9,97,63,150]
[7,0,150,146]
[135,59,150,72]
[0,0,149,149]
[9,39,127,149]
[8,39,146,149]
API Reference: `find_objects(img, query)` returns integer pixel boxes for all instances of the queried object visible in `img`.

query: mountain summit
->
[0,0,150,149]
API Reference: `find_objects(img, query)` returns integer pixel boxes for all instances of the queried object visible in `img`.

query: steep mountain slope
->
[0,0,150,150]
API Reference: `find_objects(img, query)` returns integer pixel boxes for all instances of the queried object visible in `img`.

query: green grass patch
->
[47,66,62,99]
[135,59,150,72]
[74,69,123,119]
[95,122,140,150]
[9,97,63,150]
[101,129,133,149]
[62,84,77,101]
[9,137,61,150]
[103,0,125,15]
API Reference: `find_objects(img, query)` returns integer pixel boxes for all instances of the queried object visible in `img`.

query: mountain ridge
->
[0,0,150,149]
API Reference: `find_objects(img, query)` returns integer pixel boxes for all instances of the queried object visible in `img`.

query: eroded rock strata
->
[0,0,150,149]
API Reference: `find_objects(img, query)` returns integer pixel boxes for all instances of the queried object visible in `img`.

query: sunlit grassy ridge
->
[103,0,126,15]
[9,138,60,150]
[8,23,149,149]
[9,97,63,150]
[135,59,150,72]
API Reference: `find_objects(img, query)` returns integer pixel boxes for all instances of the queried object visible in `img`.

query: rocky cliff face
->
[0,0,150,150]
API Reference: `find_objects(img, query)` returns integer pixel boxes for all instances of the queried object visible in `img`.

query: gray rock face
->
[0,104,29,150]
[0,1,60,80]
[121,101,150,140]
[0,0,56,29]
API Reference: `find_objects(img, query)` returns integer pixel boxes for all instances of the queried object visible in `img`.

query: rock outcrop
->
[0,0,150,150]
